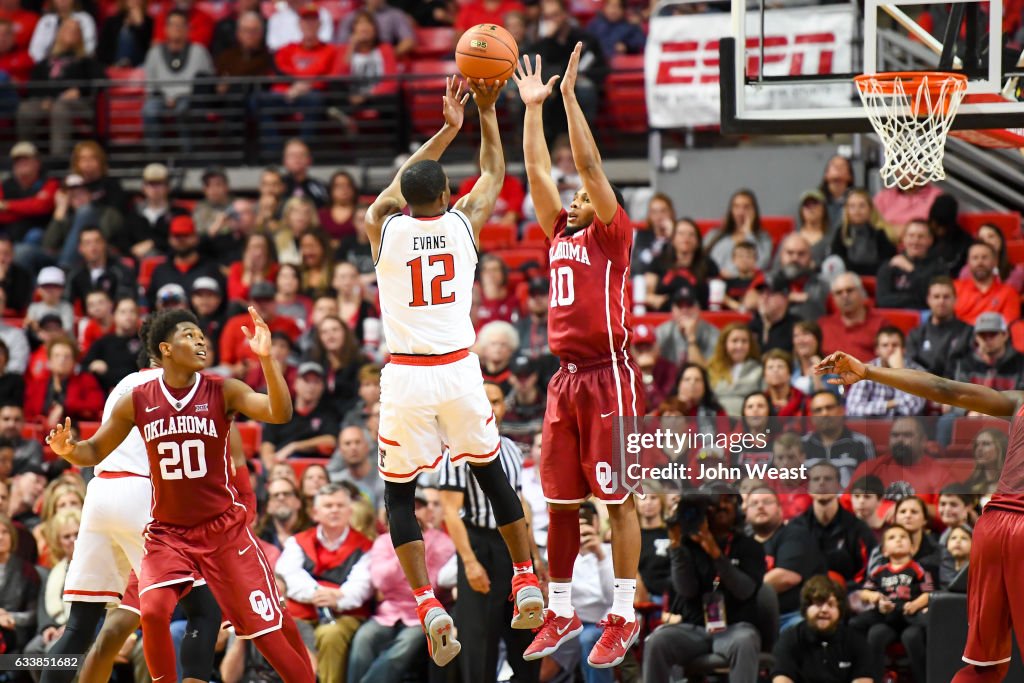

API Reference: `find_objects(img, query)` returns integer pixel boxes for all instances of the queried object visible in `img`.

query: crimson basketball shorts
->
[961,507,1024,666]
[540,356,646,504]
[118,570,206,616]
[140,504,285,639]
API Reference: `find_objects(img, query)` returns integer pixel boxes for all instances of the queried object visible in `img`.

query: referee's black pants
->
[455,525,541,683]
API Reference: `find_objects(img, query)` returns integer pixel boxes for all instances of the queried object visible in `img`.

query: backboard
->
[699,0,1024,139]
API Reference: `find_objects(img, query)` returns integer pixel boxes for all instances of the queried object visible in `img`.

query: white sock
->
[610,578,636,620]
[548,581,574,618]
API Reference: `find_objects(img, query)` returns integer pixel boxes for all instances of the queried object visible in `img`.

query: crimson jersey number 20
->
[407,254,455,307]
[158,439,208,480]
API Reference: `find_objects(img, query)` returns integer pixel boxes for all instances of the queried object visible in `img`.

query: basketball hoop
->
[854,71,969,190]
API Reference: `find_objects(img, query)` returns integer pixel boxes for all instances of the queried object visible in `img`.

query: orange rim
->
[855,71,968,115]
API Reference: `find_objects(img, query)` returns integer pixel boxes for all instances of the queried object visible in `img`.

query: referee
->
[439,382,544,683]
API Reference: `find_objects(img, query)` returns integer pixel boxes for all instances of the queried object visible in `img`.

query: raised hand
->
[45,417,75,459]
[513,54,560,106]
[469,77,505,110]
[815,351,868,385]
[559,42,583,97]
[241,306,272,359]
[442,76,470,129]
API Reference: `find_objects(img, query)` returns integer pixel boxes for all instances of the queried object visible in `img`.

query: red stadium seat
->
[521,223,549,249]
[695,219,720,236]
[602,54,646,134]
[492,248,548,271]
[235,422,263,459]
[861,276,877,300]
[702,311,752,329]
[846,419,891,447]
[1011,318,1024,354]
[289,457,328,482]
[951,417,1009,445]
[105,67,145,144]
[878,308,920,335]
[1006,239,1024,266]
[78,422,101,440]
[960,211,1022,240]
[479,223,516,251]
[138,255,167,291]
[414,27,456,59]
[760,216,795,246]
[21,424,44,442]
[404,60,457,137]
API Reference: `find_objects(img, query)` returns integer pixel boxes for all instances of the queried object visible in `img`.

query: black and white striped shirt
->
[438,436,522,530]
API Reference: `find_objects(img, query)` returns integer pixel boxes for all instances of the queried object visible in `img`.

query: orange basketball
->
[455,24,519,82]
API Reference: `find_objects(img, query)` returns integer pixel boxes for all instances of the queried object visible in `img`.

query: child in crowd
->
[722,242,761,312]
[849,475,885,541]
[940,525,972,589]
[937,485,978,543]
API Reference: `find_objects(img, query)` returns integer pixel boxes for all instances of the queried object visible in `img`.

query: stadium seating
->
[879,308,921,335]
[702,311,752,328]
[602,54,647,134]
[236,421,263,460]
[414,27,456,59]
[760,216,795,246]
[479,223,516,251]
[404,60,458,137]
[138,255,168,291]
[104,67,146,144]
[960,211,1022,239]
[950,417,1009,445]
[521,223,549,249]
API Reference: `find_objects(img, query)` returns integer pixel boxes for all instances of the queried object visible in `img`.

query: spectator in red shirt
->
[473,254,520,330]
[763,349,807,418]
[219,280,301,378]
[152,0,215,48]
[455,0,525,33]
[0,0,38,52]
[454,168,525,226]
[819,272,890,360]
[24,336,104,426]
[0,142,58,245]
[0,18,32,82]
[954,241,1021,325]
[75,288,114,357]
[258,6,335,154]
[227,231,279,302]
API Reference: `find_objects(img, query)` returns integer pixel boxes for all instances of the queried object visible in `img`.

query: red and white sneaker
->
[522,610,584,661]
[416,598,461,667]
[510,573,544,629]
[586,614,641,669]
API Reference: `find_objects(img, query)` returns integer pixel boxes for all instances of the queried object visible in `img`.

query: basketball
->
[455,24,519,82]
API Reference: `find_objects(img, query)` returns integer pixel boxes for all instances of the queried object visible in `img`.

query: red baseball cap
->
[298,4,319,19]
[169,215,196,237]
[633,323,656,346]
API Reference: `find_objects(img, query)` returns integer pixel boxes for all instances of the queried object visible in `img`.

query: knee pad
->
[468,459,524,527]
[385,480,422,548]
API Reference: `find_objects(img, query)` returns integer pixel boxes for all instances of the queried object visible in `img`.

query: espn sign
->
[645,7,854,128]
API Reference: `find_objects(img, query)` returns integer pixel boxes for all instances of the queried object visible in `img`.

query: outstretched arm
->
[816,351,1024,418]
[515,55,562,237]
[366,77,469,253]
[46,396,135,467]
[224,307,293,424]
[561,42,617,224]
[453,80,506,238]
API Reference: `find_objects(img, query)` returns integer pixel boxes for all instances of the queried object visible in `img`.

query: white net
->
[855,73,968,190]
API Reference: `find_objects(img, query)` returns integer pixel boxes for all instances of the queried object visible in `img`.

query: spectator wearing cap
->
[24,335,103,426]
[749,273,798,354]
[845,326,926,418]
[905,276,972,376]
[259,10,336,155]
[154,282,188,311]
[65,226,134,312]
[0,290,28,373]
[25,266,73,333]
[818,273,890,360]
[514,276,551,358]
[0,235,32,313]
[474,254,520,329]
[27,0,96,62]
[633,321,676,409]
[772,234,830,321]
[260,361,340,471]
[142,9,214,154]
[125,163,189,257]
[190,276,226,357]
[954,241,1021,325]
[146,215,225,309]
[152,0,215,48]
[654,284,719,368]
[191,166,233,236]
[219,281,302,378]
[792,188,833,268]
[0,142,58,245]
[95,0,153,67]
[336,0,414,57]
[80,295,140,392]
[42,173,125,269]
[876,219,945,310]
[502,355,546,449]
[266,0,332,52]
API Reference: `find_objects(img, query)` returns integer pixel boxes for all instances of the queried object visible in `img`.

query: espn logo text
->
[654,34,837,85]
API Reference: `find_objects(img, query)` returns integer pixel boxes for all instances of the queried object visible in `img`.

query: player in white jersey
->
[42,329,232,683]
[366,77,543,667]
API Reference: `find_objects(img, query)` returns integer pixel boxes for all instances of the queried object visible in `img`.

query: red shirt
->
[25,371,105,422]
[455,175,526,224]
[0,8,38,50]
[219,312,301,366]
[475,289,520,329]
[547,206,634,362]
[152,7,216,47]
[819,307,890,360]
[954,277,1021,325]
[0,47,33,83]
[226,262,280,302]
[0,178,59,224]
[76,319,113,357]
[455,1,525,32]
[133,373,235,526]
[272,41,337,93]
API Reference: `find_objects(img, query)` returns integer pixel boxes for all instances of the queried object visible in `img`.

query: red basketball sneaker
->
[523,610,584,661]
[510,573,544,629]
[417,598,461,667]
[586,614,641,668]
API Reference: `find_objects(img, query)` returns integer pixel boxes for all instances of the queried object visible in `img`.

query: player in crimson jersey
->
[46,307,314,683]
[515,44,646,668]
[819,349,1024,683]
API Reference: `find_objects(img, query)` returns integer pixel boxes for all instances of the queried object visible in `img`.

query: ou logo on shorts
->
[249,590,277,622]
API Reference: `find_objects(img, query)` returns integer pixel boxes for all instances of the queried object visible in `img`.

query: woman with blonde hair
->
[275,196,321,265]
[706,323,762,416]
[28,0,97,61]
[963,427,1008,501]
[829,189,895,275]
[23,508,81,662]
[33,481,84,568]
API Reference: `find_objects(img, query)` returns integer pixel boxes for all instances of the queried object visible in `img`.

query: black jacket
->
[791,505,877,586]
[906,317,973,376]
[772,620,878,683]
[668,532,765,627]
[876,256,947,309]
